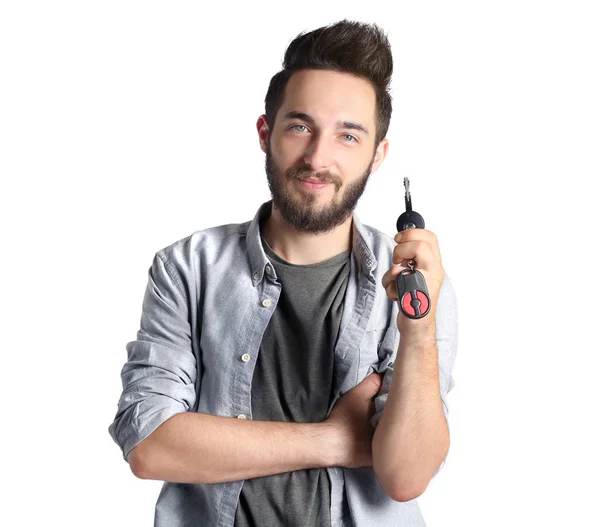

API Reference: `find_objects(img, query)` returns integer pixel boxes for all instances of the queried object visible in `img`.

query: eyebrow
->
[282,111,369,136]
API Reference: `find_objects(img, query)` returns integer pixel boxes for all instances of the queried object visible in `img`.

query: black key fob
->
[396,268,431,319]
[396,210,425,231]
[395,177,431,320]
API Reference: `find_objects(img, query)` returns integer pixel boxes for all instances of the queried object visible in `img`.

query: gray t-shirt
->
[234,236,351,527]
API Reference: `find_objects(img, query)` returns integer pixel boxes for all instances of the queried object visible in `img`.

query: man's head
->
[257,20,393,234]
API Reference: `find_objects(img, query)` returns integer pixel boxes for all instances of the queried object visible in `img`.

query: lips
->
[300,178,329,184]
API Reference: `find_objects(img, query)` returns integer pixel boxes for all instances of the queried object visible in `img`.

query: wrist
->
[400,321,436,344]
[318,420,347,467]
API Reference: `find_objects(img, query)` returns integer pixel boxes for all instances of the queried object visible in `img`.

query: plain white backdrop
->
[1,1,599,525]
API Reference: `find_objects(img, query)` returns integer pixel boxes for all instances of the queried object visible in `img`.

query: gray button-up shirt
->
[108,199,458,527]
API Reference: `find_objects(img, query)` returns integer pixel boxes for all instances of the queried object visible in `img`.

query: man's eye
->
[290,126,356,143]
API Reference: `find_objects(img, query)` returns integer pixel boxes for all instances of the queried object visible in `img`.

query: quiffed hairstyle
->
[264,19,393,150]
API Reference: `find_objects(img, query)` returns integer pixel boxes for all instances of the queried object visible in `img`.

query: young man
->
[109,19,458,527]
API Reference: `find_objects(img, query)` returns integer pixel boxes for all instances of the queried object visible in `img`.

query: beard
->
[264,140,375,234]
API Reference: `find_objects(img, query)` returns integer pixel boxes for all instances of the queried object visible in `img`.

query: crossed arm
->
[109,252,457,502]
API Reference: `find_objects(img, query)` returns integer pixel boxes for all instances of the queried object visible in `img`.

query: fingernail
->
[395,232,403,242]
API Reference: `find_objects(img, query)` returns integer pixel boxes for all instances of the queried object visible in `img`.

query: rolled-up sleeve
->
[108,250,197,462]
[370,272,458,476]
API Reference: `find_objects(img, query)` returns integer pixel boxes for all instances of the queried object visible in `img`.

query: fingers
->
[365,372,383,401]
[381,264,407,300]
[392,240,436,270]
[383,235,438,303]
[382,262,406,285]
[359,372,382,390]
[394,229,441,262]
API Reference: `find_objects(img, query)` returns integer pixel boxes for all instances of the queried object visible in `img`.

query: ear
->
[257,115,269,154]
[370,138,389,174]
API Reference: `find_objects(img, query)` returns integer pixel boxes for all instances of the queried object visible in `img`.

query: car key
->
[395,177,431,319]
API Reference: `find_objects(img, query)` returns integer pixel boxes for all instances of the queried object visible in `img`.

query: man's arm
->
[371,273,458,501]
[129,412,342,483]
[109,250,346,484]
[371,330,449,501]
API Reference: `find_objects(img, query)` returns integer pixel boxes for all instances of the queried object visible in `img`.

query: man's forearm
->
[129,412,341,484]
[372,326,449,501]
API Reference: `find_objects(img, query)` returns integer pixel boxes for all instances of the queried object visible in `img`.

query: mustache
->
[288,165,336,184]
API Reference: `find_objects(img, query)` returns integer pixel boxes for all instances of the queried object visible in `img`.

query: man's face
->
[263,69,386,234]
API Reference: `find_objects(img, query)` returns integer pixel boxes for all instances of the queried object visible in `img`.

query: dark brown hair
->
[264,19,393,150]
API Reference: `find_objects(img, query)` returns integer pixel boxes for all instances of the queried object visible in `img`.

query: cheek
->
[339,154,366,177]
[277,145,310,171]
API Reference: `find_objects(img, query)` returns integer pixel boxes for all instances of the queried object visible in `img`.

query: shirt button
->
[237,414,247,419]
[253,272,260,280]
[241,353,250,362]
[262,298,271,307]
[265,265,272,275]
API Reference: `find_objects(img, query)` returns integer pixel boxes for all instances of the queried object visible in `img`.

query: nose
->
[302,133,334,172]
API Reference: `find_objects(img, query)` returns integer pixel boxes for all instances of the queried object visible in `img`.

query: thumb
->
[363,372,383,396]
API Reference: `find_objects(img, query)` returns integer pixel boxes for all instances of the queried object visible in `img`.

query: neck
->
[260,203,353,265]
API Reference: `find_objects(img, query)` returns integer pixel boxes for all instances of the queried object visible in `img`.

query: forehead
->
[279,69,376,129]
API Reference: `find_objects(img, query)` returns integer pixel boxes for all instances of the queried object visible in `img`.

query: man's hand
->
[324,372,384,469]
[381,228,445,335]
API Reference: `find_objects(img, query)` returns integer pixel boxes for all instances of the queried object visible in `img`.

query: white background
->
[1,1,599,526]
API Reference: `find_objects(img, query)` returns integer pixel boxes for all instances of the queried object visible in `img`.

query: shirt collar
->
[246,199,378,287]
